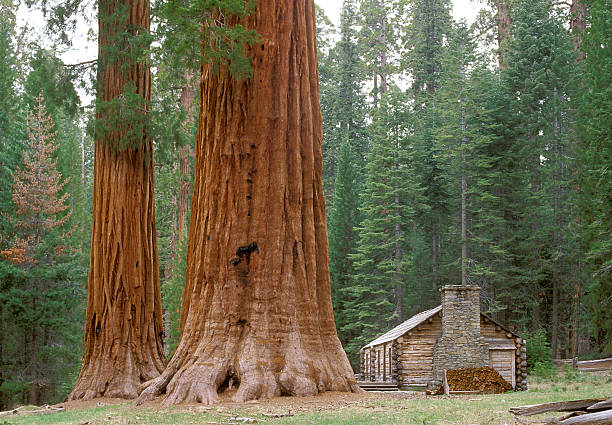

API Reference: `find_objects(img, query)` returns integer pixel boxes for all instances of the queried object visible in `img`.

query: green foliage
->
[329,141,361,353]
[343,89,427,364]
[320,0,368,198]
[162,237,187,357]
[526,329,553,371]
[95,82,152,153]
[531,361,558,379]
[577,0,612,354]
[154,0,261,81]
[0,95,86,408]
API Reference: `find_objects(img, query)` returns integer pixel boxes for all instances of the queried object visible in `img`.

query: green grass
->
[4,372,611,425]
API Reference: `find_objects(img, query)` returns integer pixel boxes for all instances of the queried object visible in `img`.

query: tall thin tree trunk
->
[460,42,467,286]
[29,297,38,405]
[497,0,512,68]
[552,86,560,358]
[572,274,581,357]
[379,0,388,93]
[432,222,438,289]
[570,0,586,58]
[379,1,402,324]
[530,146,540,332]
[137,0,360,405]
[69,0,166,400]
[372,69,378,107]
[569,0,585,355]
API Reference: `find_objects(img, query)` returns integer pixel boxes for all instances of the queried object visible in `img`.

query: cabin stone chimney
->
[430,285,490,388]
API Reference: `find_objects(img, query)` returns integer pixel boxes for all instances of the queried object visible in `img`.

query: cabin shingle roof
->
[362,305,521,350]
[362,305,442,349]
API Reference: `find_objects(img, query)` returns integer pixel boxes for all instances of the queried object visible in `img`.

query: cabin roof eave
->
[361,306,522,351]
[361,305,442,349]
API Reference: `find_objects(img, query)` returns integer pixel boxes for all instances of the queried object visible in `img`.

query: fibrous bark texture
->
[138,0,360,405]
[69,0,166,401]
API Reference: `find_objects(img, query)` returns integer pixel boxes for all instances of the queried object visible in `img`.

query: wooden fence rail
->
[552,357,612,372]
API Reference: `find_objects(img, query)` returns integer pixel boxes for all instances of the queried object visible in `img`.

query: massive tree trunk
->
[68,0,166,400]
[138,0,359,405]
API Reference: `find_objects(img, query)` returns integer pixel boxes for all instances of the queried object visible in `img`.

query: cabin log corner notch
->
[359,285,527,391]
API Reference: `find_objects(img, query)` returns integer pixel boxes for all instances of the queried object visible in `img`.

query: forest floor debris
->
[1,371,611,425]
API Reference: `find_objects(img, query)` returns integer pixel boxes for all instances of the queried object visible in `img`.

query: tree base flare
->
[137,340,362,406]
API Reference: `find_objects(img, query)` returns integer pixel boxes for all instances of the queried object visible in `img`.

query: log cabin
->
[359,285,527,391]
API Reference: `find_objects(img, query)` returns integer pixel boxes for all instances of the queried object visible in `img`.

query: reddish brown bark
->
[138,0,359,405]
[68,0,165,400]
[570,0,586,60]
[497,1,512,69]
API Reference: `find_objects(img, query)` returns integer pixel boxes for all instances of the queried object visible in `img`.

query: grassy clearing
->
[4,372,611,425]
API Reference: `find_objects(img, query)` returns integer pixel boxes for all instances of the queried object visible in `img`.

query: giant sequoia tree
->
[69,0,166,400]
[138,0,359,405]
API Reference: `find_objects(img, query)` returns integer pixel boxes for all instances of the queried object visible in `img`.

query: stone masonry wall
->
[430,285,490,386]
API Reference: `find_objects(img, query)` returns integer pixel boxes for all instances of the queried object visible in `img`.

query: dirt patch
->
[51,391,425,415]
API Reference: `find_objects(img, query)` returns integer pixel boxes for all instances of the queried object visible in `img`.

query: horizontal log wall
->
[398,314,443,386]
[365,313,527,391]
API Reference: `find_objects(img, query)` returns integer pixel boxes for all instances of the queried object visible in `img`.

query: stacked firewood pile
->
[447,367,513,393]
[510,397,612,424]
[427,367,512,394]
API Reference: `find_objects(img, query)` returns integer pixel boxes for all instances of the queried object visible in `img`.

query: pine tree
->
[328,141,361,352]
[0,9,26,408]
[499,0,576,351]
[435,22,484,287]
[359,0,396,103]
[344,89,426,365]
[1,94,83,405]
[323,0,369,350]
[403,0,453,291]
[322,0,368,199]
[576,0,611,354]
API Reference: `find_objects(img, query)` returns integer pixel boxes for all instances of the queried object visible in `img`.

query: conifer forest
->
[0,0,610,409]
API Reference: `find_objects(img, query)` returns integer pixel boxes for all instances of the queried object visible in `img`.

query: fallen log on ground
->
[509,399,607,416]
[510,397,612,425]
[554,410,612,425]
[587,398,612,411]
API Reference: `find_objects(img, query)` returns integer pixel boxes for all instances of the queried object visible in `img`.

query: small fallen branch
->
[261,412,295,418]
[0,405,65,416]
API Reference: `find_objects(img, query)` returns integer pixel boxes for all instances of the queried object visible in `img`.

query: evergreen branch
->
[65,59,97,69]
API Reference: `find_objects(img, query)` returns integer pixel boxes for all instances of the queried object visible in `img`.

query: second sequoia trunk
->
[68,0,166,400]
[138,0,359,405]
